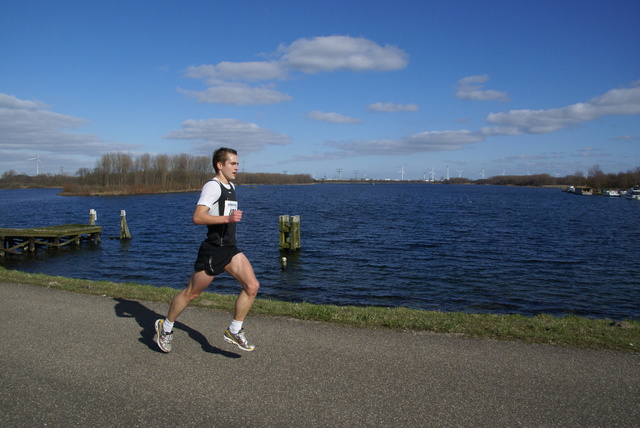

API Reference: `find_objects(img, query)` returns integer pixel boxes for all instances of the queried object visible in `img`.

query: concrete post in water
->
[279,215,300,251]
[89,209,97,226]
[119,210,132,240]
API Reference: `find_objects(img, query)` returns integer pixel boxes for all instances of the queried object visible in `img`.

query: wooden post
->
[89,209,97,225]
[279,215,289,249]
[119,210,132,240]
[289,215,300,250]
[279,215,300,250]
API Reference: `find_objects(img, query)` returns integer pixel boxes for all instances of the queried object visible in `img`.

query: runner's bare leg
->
[224,252,260,321]
[167,270,213,322]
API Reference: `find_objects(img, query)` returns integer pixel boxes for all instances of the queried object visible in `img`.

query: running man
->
[154,147,260,352]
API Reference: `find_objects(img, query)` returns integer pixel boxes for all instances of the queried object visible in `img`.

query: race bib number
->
[224,200,238,216]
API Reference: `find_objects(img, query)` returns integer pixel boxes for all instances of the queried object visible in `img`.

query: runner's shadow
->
[113,298,240,358]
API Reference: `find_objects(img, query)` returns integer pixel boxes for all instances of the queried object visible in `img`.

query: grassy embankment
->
[1,266,637,353]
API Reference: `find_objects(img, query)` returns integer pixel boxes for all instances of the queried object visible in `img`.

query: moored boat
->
[623,186,640,200]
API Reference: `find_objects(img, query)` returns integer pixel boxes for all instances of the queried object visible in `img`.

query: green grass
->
[1,266,637,352]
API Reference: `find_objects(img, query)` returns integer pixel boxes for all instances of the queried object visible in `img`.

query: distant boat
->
[603,189,620,197]
[623,186,640,200]
[573,186,593,195]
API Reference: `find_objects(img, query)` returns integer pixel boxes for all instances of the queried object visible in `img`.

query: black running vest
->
[206,180,237,246]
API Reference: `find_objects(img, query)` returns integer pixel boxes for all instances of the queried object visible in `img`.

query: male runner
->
[154,147,260,352]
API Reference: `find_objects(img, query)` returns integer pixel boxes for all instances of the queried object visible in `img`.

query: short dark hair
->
[212,147,237,172]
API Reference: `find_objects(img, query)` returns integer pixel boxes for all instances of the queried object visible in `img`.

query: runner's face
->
[217,154,239,182]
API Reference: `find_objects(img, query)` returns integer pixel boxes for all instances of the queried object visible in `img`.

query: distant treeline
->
[0,152,314,194]
[1,152,638,194]
[472,165,640,190]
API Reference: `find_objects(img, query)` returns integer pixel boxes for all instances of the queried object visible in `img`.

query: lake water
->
[1,184,638,320]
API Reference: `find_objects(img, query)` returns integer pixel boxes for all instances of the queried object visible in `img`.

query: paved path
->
[1,282,638,427]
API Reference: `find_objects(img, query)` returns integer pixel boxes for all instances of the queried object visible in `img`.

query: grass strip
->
[1,267,637,353]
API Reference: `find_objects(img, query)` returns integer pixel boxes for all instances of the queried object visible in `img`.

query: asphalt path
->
[1,282,638,427]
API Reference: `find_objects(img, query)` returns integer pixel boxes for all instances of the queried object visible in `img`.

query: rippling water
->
[1,185,638,320]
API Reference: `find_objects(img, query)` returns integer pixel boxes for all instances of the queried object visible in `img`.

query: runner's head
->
[212,148,238,173]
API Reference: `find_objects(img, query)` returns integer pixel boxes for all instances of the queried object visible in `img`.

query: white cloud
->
[307,110,362,124]
[178,83,292,106]
[292,83,640,162]
[367,102,419,112]
[455,75,509,102]
[278,35,408,73]
[185,61,287,84]
[0,93,111,154]
[0,93,142,174]
[486,85,640,134]
[164,118,291,153]
[321,129,484,158]
[183,35,409,106]
[0,93,49,110]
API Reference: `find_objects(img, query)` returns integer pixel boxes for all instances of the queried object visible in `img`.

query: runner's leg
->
[167,270,214,322]
[224,252,260,321]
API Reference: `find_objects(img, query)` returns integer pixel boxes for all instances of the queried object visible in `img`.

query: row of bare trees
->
[0,152,314,194]
[74,152,213,190]
[65,152,314,193]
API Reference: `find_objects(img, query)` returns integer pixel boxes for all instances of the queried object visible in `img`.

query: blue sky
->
[1,0,639,180]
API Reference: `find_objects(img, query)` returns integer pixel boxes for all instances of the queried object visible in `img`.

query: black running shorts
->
[193,241,241,276]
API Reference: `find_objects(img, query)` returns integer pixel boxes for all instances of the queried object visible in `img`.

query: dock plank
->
[0,224,102,256]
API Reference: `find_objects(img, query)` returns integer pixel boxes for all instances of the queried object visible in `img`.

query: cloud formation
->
[0,93,142,174]
[178,83,292,106]
[485,85,640,134]
[278,36,408,73]
[367,102,419,112]
[182,35,409,106]
[295,82,640,161]
[0,93,110,154]
[164,118,291,153]
[307,110,362,124]
[455,75,510,102]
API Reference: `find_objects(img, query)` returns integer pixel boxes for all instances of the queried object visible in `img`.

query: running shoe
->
[223,328,255,351]
[154,319,173,353]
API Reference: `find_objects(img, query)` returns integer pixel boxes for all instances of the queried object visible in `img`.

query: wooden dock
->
[0,224,102,256]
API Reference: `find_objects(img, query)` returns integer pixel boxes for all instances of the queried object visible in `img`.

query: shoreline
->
[1,267,637,353]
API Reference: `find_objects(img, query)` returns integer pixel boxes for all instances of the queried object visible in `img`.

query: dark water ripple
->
[1,185,638,320]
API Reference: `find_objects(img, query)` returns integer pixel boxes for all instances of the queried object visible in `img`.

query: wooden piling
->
[119,210,132,240]
[89,209,97,226]
[279,215,300,250]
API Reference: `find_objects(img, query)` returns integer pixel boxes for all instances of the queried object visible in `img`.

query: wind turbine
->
[501,170,506,176]
[456,169,463,178]
[479,169,485,179]
[398,165,406,181]
[27,155,43,176]
[429,167,436,181]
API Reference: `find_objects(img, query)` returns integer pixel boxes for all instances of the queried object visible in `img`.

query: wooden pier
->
[0,224,102,256]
